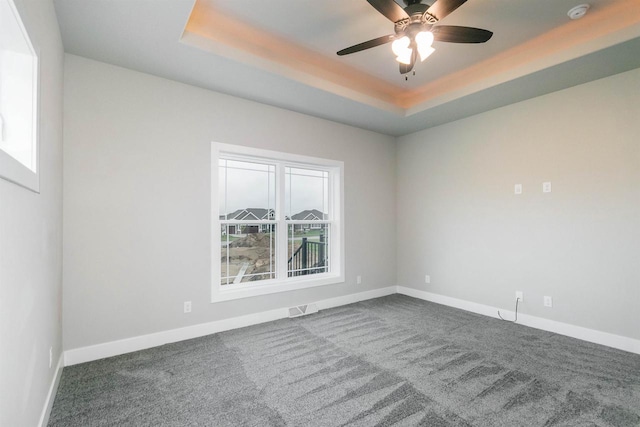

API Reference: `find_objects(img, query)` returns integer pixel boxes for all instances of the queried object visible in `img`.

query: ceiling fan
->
[337,0,493,75]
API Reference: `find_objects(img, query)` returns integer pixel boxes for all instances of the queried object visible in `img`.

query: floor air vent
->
[288,303,319,318]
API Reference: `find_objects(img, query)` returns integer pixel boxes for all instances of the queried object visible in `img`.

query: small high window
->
[0,0,39,191]
[212,143,344,302]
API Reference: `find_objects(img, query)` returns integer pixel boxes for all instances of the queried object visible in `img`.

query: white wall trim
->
[314,286,396,311]
[64,286,397,366]
[64,284,638,367]
[397,286,640,355]
[38,354,63,427]
[211,142,346,303]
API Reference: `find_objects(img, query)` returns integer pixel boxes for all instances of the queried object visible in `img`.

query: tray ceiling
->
[54,0,640,135]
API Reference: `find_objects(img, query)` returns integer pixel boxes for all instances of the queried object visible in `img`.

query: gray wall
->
[62,54,397,351]
[397,67,640,340]
[63,52,639,354]
[0,0,64,425]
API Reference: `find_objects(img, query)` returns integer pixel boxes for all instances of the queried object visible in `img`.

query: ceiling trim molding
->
[182,0,405,114]
[181,0,640,116]
[401,0,640,113]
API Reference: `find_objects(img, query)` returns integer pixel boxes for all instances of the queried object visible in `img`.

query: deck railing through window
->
[288,234,328,277]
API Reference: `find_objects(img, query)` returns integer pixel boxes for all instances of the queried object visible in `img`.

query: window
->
[0,0,39,191]
[212,143,344,302]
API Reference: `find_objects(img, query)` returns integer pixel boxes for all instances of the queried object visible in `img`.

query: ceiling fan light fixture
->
[395,50,413,65]
[415,30,434,47]
[392,36,411,56]
[392,36,413,64]
[415,31,435,61]
[418,45,435,61]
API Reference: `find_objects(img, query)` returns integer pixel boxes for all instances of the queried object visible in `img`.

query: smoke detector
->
[568,4,590,20]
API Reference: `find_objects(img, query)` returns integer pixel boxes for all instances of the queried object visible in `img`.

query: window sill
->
[0,150,39,192]
[211,273,344,303]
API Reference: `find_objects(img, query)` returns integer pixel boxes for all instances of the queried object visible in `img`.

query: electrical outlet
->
[356,275,362,285]
[49,347,52,368]
[544,296,553,307]
[515,291,523,302]
[425,275,431,284]
[184,301,192,313]
[543,182,552,193]
[514,184,522,195]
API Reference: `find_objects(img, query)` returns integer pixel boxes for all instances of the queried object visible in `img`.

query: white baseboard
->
[38,355,63,427]
[64,286,397,366]
[64,284,638,367]
[397,286,640,355]
[314,286,396,311]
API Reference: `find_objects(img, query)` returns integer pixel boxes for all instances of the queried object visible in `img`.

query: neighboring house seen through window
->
[212,143,344,302]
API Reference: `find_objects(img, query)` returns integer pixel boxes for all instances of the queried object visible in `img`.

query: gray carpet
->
[49,295,640,426]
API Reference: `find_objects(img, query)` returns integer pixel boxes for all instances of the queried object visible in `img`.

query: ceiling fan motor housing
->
[403,0,432,6]
[395,2,435,34]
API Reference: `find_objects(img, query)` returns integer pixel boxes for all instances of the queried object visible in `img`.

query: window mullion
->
[276,162,288,279]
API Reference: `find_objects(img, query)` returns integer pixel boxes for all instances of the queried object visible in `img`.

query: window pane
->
[219,159,275,220]
[0,51,36,170]
[285,167,329,221]
[0,0,38,173]
[221,224,276,285]
[287,224,329,277]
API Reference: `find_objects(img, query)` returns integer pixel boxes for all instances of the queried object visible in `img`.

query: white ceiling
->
[53,0,640,136]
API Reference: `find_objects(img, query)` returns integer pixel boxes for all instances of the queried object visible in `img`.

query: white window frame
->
[211,142,345,302]
[0,0,40,192]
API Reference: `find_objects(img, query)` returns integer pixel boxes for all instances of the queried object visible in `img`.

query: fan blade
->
[426,0,467,21]
[367,0,409,23]
[337,34,395,56]
[432,26,493,43]
[399,48,417,74]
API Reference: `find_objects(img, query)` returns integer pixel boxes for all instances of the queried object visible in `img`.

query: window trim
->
[0,0,40,192]
[211,142,345,303]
